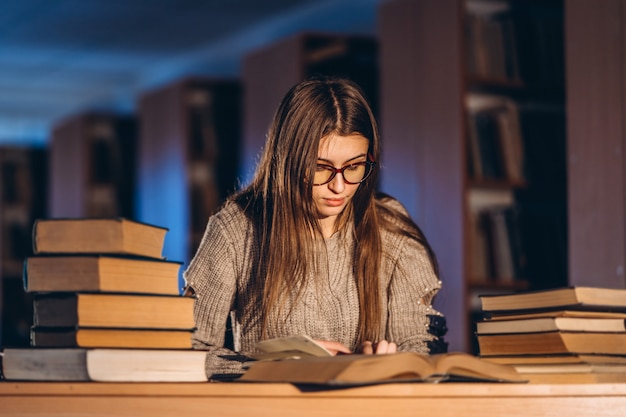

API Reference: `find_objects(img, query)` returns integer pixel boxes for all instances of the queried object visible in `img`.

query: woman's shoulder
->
[375,193,411,219]
[375,193,421,245]
[208,199,251,232]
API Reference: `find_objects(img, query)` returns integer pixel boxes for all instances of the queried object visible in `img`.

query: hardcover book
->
[479,286,626,313]
[477,331,626,356]
[1,348,207,382]
[24,255,182,295]
[33,292,195,329]
[32,217,167,259]
[30,327,194,349]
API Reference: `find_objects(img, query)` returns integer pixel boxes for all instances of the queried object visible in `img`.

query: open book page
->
[251,335,333,360]
[240,351,526,385]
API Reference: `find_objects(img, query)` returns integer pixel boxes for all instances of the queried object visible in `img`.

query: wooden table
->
[1,382,625,417]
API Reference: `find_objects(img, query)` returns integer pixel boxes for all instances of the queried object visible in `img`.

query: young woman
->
[183,77,446,379]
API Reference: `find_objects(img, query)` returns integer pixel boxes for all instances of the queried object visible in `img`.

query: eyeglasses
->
[313,161,376,186]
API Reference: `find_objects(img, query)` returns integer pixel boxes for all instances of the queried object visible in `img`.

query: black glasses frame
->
[313,161,377,186]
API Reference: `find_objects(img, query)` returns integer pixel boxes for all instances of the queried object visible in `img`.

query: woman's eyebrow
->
[317,153,368,165]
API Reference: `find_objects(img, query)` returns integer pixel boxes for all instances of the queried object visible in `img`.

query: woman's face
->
[313,133,369,234]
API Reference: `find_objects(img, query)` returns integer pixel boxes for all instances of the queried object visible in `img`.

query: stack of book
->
[1,218,207,382]
[475,286,626,383]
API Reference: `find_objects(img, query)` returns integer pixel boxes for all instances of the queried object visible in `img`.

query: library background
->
[1,0,624,354]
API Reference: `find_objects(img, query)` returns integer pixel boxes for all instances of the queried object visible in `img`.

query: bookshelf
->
[0,146,47,347]
[49,112,137,219]
[137,77,241,272]
[241,32,378,184]
[379,0,567,353]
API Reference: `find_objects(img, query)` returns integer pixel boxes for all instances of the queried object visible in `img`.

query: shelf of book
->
[241,32,378,185]
[0,146,47,347]
[137,77,241,266]
[379,0,567,353]
[49,112,136,219]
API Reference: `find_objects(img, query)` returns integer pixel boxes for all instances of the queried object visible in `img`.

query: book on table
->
[1,348,207,382]
[483,353,626,366]
[510,360,626,384]
[484,309,626,321]
[239,351,526,385]
[476,315,626,334]
[23,255,182,295]
[476,331,626,356]
[30,327,194,349]
[32,292,195,329]
[517,371,626,384]
[511,362,626,375]
[32,217,168,259]
[479,286,626,313]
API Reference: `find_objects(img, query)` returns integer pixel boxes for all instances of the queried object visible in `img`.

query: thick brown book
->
[33,293,195,329]
[520,372,626,384]
[477,331,626,356]
[239,352,526,385]
[1,348,207,381]
[476,316,626,334]
[24,255,182,295]
[32,218,167,259]
[30,327,193,349]
[479,286,626,313]
[486,309,626,321]
[483,353,626,366]
[513,362,626,375]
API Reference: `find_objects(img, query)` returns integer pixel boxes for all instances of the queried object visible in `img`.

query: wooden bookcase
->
[0,146,47,347]
[241,32,378,184]
[49,112,137,219]
[137,77,241,271]
[379,0,567,353]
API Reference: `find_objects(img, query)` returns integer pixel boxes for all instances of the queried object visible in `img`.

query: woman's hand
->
[358,340,397,354]
[314,340,352,356]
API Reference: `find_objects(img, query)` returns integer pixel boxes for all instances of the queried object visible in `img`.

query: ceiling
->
[0,0,382,145]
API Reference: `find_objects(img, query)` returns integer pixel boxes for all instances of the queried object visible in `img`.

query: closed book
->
[486,310,626,321]
[24,255,182,295]
[513,363,626,375]
[30,327,193,349]
[1,348,207,382]
[520,372,626,384]
[477,331,626,356]
[483,353,626,366]
[33,293,195,329]
[240,352,526,385]
[32,218,167,259]
[476,316,626,334]
[479,286,626,313]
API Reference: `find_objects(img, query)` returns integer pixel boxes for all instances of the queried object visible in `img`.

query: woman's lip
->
[325,198,345,207]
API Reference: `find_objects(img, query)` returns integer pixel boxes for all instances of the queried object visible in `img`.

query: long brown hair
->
[233,77,438,345]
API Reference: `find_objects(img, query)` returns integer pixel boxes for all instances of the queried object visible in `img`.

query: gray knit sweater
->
[183,197,443,379]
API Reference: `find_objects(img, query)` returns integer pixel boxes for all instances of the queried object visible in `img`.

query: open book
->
[241,350,526,385]
[251,335,333,360]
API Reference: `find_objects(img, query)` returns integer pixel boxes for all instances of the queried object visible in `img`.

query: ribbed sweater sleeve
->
[183,204,249,377]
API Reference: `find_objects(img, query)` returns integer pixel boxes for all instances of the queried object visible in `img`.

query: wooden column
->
[566,0,626,288]
[379,0,466,351]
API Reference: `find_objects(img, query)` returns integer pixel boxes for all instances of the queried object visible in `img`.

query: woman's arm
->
[385,237,446,354]
[183,214,247,379]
